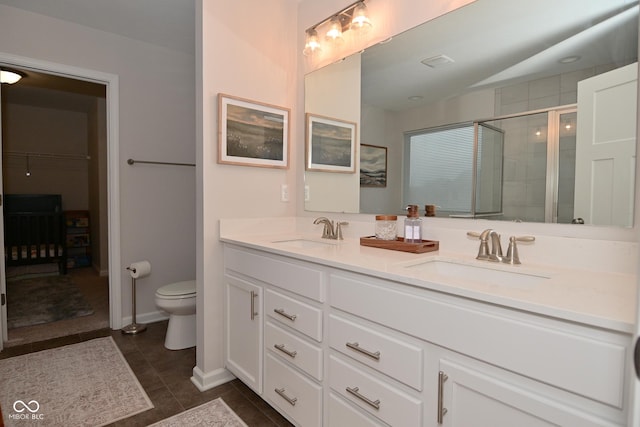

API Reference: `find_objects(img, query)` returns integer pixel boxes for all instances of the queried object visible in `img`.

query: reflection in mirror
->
[304,0,638,227]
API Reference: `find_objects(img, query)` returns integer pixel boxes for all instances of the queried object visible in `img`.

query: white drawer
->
[329,314,423,391]
[225,246,324,301]
[265,289,322,342]
[328,393,386,427]
[265,353,322,427]
[330,272,628,408]
[329,355,422,427]
[265,321,323,381]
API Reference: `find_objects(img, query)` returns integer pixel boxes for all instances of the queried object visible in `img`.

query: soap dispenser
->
[404,205,422,243]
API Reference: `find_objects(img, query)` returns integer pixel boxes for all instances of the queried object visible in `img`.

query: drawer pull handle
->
[437,370,448,424]
[275,387,298,406]
[346,386,380,410]
[274,343,297,358]
[346,342,381,361]
[274,308,297,321]
[250,291,258,320]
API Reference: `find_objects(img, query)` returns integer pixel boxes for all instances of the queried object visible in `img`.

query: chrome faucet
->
[313,217,334,238]
[481,229,503,262]
[468,229,503,262]
[468,230,535,264]
[503,235,536,264]
[313,217,348,240]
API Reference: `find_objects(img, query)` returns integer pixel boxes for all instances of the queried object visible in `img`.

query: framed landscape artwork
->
[218,94,290,168]
[305,113,357,173]
[360,144,387,187]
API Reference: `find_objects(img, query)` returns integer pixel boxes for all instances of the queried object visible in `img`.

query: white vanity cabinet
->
[224,245,325,427]
[330,270,631,427]
[436,355,620,427]
[223,242,632,427]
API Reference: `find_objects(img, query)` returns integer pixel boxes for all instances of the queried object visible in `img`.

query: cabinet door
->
[438,358,616,427]
[225,275,262,393]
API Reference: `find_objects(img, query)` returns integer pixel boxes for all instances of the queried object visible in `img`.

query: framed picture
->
[360,144,387,187]
[305,113,357,173]
[218,94,289,168]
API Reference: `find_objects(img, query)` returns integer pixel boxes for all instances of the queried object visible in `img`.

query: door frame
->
[0,52,122,336]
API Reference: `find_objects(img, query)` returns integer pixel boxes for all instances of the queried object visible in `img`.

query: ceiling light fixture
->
[303,1,373,57]
[0,68,23,84]
[559,55,581,64]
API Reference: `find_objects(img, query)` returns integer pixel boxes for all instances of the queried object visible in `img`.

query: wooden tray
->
[360,236,439,253]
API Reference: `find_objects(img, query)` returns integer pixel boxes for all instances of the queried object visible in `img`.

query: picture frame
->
[305,113,357,173]
[360,144,388,187]
[218,94,290,169]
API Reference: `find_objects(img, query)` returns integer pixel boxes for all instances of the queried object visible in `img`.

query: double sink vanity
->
[221,217,636,426]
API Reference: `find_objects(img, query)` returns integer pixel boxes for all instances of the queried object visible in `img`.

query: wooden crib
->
[4,194,66,274]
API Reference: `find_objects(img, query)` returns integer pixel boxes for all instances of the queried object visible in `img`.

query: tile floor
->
[1,321,294,426]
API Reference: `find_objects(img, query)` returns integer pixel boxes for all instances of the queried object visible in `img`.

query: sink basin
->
[271,238,337,249]
[404,259,550,288]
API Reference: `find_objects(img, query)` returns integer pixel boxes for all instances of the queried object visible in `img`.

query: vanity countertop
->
[221,231,637,334]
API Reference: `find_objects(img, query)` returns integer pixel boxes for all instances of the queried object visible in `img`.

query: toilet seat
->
[156,280,196,299]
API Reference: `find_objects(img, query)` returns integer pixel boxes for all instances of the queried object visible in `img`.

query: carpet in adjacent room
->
[6,273,93,329]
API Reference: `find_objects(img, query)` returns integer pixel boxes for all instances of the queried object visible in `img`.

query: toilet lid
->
[157,280,196,297]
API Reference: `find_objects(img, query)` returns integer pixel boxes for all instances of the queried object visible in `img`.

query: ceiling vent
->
[421,54,455,68]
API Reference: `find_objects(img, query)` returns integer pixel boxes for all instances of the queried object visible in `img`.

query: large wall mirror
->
[304,0,638,227]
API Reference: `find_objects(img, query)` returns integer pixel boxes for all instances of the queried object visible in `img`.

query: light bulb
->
[303,29,322,56]
[350,2,372,31]
[326,16,343,42]
[1,70,22,84]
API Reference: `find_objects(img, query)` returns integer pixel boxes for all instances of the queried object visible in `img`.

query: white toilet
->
[154,280,196,350]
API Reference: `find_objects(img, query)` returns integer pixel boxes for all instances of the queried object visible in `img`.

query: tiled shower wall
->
[492,63,625,223]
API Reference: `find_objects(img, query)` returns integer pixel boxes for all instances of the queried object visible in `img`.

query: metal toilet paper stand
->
[122,265,147,334]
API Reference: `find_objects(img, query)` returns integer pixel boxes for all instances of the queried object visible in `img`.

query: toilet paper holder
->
[122,263,149,335]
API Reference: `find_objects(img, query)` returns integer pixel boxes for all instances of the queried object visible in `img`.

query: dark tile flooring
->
[1,321,294,426]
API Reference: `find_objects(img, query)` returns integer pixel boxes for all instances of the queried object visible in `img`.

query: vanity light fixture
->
[350,1,372,31]
[303,1,373,56]
[0,68,23,84]
[325,16,344,42]
[303,28,322,56]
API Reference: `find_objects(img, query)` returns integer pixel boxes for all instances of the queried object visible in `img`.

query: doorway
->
[0,56,122,350]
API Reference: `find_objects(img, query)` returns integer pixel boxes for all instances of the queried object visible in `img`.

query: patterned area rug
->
[149,398,248,427]
[0,337,153,426]
[7,274,93,329]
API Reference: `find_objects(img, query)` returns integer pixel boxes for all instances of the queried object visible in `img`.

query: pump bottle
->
[404,205,422,243]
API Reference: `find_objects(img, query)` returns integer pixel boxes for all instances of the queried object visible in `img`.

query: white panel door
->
[574,63,637,226]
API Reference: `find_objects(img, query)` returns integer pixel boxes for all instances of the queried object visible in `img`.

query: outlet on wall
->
[280,184,289,202]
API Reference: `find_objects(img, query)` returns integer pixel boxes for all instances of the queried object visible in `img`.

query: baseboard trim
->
[121,310,168,327]
[191,366,235,392]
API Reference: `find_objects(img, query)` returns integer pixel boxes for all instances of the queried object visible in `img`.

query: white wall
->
[304,54,361,213]
[0,4,196,324]
[196,0,298,388]
[2,102,90,208]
